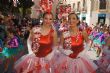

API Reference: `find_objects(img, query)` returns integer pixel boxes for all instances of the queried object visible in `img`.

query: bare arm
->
[82,30,92,50]
[59,33,64,47]
[27,29,34,54]
[82,30,89,43]
[53,30,58,47]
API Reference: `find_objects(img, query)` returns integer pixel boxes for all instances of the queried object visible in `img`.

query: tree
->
[18,0,34,17]
[0,0,34,16]
[0,0,12,12]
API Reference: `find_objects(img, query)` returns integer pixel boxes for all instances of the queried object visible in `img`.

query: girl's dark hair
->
[68,13,80,26]
[7,28,16,35]
[42,12,53,18]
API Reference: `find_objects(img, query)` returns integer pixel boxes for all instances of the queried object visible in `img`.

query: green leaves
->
[18,0,34,8]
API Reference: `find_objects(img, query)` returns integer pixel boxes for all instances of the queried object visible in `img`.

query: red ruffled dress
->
[52,31,98,73]
[14,27,56,73]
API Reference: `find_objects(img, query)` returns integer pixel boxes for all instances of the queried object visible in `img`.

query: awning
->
[98,14,106,17]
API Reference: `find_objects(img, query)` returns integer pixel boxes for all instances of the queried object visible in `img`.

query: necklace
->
[70,30,79,42]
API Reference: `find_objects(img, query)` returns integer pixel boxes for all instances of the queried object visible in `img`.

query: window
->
[82,0,87,11]
[77,2,80,12]
[73,3,75,9]
[99,0,106,9]
[83,0,85,7]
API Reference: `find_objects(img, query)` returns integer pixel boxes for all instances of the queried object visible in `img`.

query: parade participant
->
[2,28,23,72]
[14,12,58,73]
[90,26,107,57]
[52,12,97,73]
[2,28,23,58]
[97,37,110,73]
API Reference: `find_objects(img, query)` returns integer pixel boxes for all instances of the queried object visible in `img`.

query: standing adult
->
[52,13,98,73]
[14,12,58,73]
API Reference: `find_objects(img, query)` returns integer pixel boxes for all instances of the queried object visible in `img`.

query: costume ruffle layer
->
[51,49,98,73]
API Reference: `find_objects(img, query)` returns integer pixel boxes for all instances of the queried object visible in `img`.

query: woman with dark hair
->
[14,12,58,73]
[52,13,98,73]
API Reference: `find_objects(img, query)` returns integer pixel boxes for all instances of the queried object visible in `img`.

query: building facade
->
[31,0,110,26]
[66,0,110,26]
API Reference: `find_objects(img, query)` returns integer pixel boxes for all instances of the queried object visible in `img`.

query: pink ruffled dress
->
[14,26,56,73]
[51,30,98,73]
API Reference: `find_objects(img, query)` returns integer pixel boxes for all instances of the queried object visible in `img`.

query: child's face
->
[43,14,53,25]
[8,33,13,38]
[68,14,79,27]
[62,18,67,24]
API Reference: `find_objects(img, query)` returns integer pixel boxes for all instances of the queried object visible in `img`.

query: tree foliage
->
[18,0,34,8]
[0,0,12,12]
[0,0,34,16]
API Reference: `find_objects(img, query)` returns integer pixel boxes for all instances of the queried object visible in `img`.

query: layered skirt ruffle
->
[14,49,56,73]
[14,47,98,73]
[51,49,98,73]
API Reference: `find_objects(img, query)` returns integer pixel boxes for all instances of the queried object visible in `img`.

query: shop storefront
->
[98,14,106,24]
[81,13,86,21]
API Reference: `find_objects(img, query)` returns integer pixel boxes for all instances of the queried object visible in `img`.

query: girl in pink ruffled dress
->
[51,13,98,73]
[14,12,58,73]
